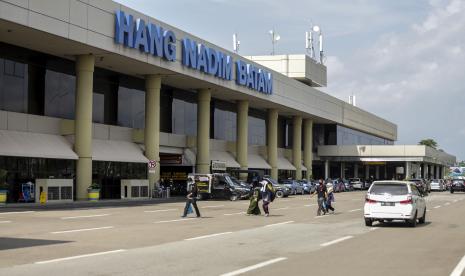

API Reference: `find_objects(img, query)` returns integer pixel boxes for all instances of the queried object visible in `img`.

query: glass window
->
[172,98,197,136]
[248,116,265,145]
[370,183,408,195]
[93,93,104,124]
[0,58,29,113]
[117,86,145,129]
[44,70,76,119]
[214,108,236,141]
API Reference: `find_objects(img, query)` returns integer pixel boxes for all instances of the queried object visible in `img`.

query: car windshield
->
[370,183,409,195]
[267,178,278,185]
[224,175,240,187]
[350,178,360,182]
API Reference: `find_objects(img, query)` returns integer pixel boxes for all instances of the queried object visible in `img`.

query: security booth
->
[120,179,150,199]
[35,179,73,203]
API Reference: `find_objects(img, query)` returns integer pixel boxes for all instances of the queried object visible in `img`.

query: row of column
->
[73,55,314,200]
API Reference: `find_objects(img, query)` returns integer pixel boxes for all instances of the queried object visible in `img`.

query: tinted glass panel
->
[248,116,265,145]
[214,108,236,141]
[370,183,408,195]
[44,70,75,119]
[172,98,197,136]
[0,58,28,113]
[93,93,104,123]
[117,86,145,129]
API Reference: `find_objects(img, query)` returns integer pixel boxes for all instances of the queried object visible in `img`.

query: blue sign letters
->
[115,10,272,94]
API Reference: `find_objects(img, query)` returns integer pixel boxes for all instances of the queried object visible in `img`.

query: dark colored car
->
[450,179,465,193]
[409,179,428,195]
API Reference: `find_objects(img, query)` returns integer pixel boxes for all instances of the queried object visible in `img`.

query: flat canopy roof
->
[318,145,456,166]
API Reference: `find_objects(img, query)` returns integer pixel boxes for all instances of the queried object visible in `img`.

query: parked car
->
[450,179,465,193]
[409,179,428,196]
[364,181,427,227]
[430,179,445,191]
[300,180,316,194]
[332,179,345,192]
[281,179,304,195]
[187,173,250,201]
[262,177,290,198]
[349,178,364,190]
[343,179,354,191]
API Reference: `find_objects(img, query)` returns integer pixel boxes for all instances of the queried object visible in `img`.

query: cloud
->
[326,0,465,159]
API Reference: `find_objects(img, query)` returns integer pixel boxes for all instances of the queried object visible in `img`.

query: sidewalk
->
[0,197,185,212]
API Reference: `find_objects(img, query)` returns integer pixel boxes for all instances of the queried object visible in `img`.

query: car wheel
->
[364,218,373,227]
[450,189,454,194]
[229,195,238,201]
[419,208,426,224]
[409,212,417,227]
[276,190,284,198]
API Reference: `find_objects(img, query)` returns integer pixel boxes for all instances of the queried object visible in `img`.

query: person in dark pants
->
[260,180,275,217]
[182,182,201,218]
[312,179,327,216]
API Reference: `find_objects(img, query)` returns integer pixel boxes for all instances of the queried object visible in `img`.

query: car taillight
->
[365,196,377,204]
[400,196,412,204]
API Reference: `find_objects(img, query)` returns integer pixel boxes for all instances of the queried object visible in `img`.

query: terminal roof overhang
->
[0,1,397,141]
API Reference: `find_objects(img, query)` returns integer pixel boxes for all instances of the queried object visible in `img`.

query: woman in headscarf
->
[246,180,261,215]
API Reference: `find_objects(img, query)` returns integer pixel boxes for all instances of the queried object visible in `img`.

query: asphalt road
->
[0,191,464,276]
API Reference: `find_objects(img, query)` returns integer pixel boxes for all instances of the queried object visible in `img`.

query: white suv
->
[364,181,426,227]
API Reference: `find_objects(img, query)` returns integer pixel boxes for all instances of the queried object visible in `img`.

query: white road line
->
[264,221,294,227]
[444,202,451,206]
[427,209,431,212]
[144,209,177,213]
[274,207,290,211]
[202,205,225,208]
[304,204,316,207]
[51,226,114,234]
[453,200,458,203]
[35,249,126,265]
[61,214,110,220]
[185,232,233,241]
[220,257,287,276]
[450,254,465,276]
[314,215,329,219]
[349,208,362,213]
[369,227,379,231]
[0,220,12,224]
[320,236,353,247]
[154,218,195,224]
[434,205,442,209]
[224,212,246,216]
[0,211,35,215]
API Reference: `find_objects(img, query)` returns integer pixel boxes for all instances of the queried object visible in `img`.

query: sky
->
[115,0,465,161]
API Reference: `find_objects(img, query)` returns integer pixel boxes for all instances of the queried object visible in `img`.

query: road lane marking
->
[434,205,441,209]
[220,257,287,276]
[453,200,458,203]
[61,214,110,220]
[224,212,246,216]
[144,209,177,213]
[35,249,126,264]
[304,204,316,207]
[450,254,465,276]
[444,202,451,206]
[185,232,233,241]
[320,236,353,247]
[427,209,431,212]
[202,205,225,208]
[349,208,362,213]
[51,226,114,234]
[264,221,294,227]
[369,227,379,231]
[314,215,329,219]
[154,218,195,224]
[274,207,290,210]
[0,211,35,215]
[0,220,12,224]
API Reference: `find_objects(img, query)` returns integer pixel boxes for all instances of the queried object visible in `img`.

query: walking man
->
[182,182,201,218]
[260,180,275,217]
[312,179,327,216]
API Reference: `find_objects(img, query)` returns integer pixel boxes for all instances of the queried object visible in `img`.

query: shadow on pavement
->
[0,237,71,251]
[373,221,432,228]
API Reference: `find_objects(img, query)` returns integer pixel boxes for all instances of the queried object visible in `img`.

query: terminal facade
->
[0,0,455,203]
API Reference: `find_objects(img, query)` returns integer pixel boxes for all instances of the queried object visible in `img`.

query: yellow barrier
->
[0,191,6,204]
[88,189,100,201]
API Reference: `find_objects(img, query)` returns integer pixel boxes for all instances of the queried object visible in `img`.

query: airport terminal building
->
[0,0,455,202]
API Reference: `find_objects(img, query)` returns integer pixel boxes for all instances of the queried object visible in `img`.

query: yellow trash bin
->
[88,189,100,201]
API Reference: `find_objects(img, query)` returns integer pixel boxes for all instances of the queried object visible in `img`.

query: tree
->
[418,139,438,149]
[458,160,465,167]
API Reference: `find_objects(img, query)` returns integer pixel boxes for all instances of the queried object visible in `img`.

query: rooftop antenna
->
[305,31,315,58]
[313,25,325,64]
[269,29,281,55]
[233,33,240,54]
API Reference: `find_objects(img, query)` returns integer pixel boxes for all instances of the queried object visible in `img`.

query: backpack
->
[269,185,276,202]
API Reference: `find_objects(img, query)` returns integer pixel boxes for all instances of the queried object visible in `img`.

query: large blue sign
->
[114,10,272,95]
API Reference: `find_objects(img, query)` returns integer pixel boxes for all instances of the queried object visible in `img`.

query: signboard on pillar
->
[148,160,158,174]
[211,160,227,172]
[396,167,404,174]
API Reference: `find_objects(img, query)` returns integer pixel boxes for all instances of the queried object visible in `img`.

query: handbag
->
[187,203,193,214]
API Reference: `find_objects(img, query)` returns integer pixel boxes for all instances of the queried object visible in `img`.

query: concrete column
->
[75,55,94,200]
[354,164,359,178]
[267,109,278,180]
[145,75,161,192]
[236,100,248,174]
[384,165,388,179]
[375,165,380,180]
[436,165,440,179]
[196,89,211,174]
[324,160,330,179]
[405,161,411,179]
[425,164,429,179]
[303,119,313,181]
[365,165,370,180]
[292,116,302,180]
